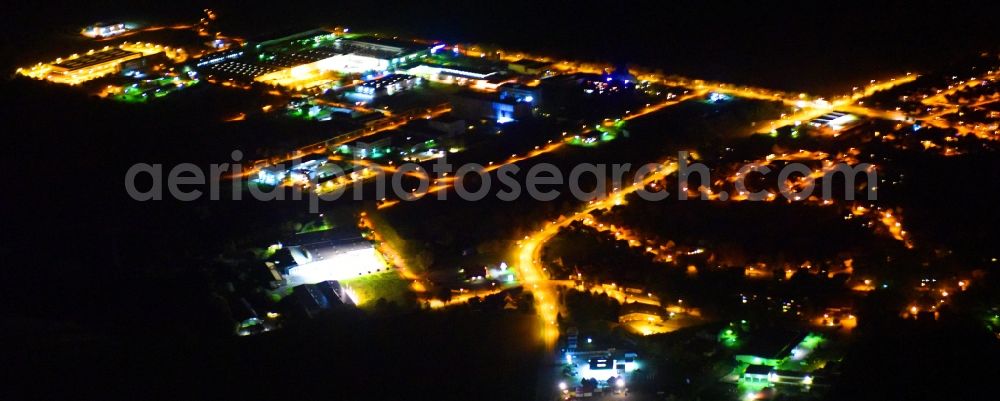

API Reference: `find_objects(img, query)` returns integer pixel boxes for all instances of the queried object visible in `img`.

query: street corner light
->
[615,378,625,388]
[559,381,568,391]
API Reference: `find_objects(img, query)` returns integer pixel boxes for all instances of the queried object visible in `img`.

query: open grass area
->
[341,271,416,308]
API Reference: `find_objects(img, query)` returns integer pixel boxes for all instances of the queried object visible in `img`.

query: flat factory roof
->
[53,48,141,72]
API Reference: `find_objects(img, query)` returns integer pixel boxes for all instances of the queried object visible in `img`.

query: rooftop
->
[509,59,552,69]
[737,329,807,361]
[341,36,428,54]
[207,61,278,78]
[53,48,140,72]
[744,364,773,376]
[283,225,367,248]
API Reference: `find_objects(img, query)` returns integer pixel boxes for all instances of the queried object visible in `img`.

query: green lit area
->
[113,75,199,103]
[254,243,283,260]
[399,139,443,161]
[718,320,750,348]
[768,124,804,139]
[297,217,335,235]
[735,355,783,367]
[799,332,824,349]
[720,327,740,348]
[568,120,627,147]
[306,33,338,48]
[731,330,830,395]
[255,31,345,53]
[270,285,295,302]
[984,311,1000,336]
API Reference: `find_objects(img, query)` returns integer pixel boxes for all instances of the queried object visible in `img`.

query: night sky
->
[4,1,1000,94]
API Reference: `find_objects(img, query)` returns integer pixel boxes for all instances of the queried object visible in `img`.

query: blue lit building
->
[450,90,533,124]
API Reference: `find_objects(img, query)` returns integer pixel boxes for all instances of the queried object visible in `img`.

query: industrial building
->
[618,302,666,324]
[565,349,641,385]
[810,111,860,131]
[285,280,357,318]
[426,115,468,136]
[80,22,134,38]
[740,365,816,388]
[450,90,533,124]
[208,48,340,86]
[405,63,514,90]
[195,49,244,68]
[353,74,422,97]
[498,83,541,104]
[199,31,431,88]
[205,60,279,82]
[332,36,430,71]
[254,155,331,186]
[29,48,142,84]
[250,28,334,50]
[350,130,395,159]
[276,36,431,75]
[734,329,808,367]
[278,226,387,287]
[253,55,341,89]
[16,42,185,85]
[508,59,551,75]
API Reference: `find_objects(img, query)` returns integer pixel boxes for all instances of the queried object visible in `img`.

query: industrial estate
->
[8,7,1000,401]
